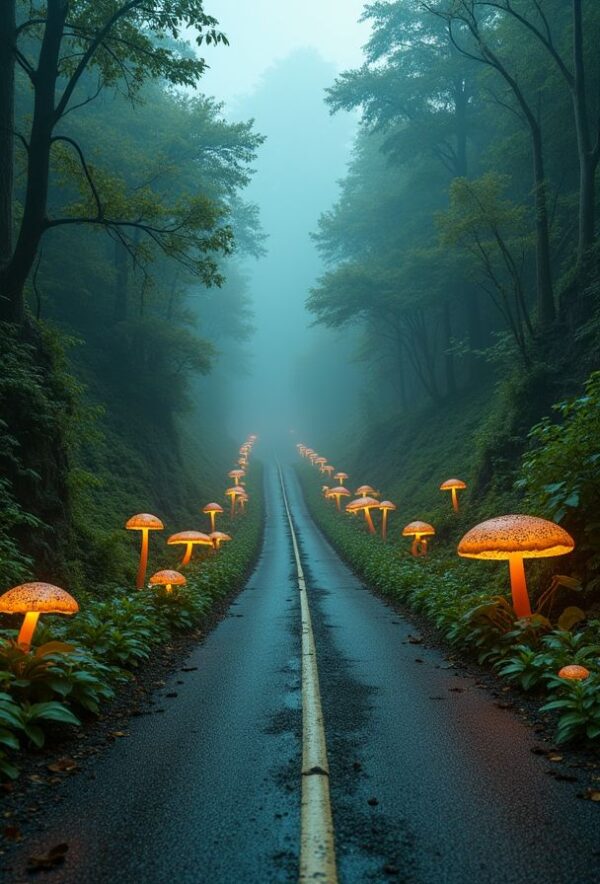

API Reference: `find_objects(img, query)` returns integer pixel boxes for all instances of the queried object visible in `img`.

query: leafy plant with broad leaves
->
[541,674,600,743]
[517,371,600,584]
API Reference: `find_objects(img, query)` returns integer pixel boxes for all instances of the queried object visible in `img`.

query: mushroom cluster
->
[297,441,577,622]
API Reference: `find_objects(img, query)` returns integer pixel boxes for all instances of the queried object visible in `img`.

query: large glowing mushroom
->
[458,515,574,618]
[0,583,78,652]
[347,496,380,534]
[379,500,397,541]
[168,531,212,566]
[328,485,351,511]
[125,513,164,589]
[149,569,186,595]
[210,530,232,552]
[403,521,435,557]
[440,478,467,512]
[203,502,224,532]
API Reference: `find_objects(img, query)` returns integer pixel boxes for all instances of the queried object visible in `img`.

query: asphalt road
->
[3,459,600,883]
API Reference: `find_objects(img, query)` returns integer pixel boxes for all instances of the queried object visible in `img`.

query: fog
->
[228,50,361,445]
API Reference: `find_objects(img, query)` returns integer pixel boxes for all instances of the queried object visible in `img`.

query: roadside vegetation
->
[297,372,600,745]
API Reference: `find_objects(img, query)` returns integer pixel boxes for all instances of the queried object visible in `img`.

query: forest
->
[1,2,600,882]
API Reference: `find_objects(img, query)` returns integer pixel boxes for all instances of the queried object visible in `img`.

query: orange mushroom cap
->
[379,500,397,511]
[347,496,380,512]
[203,502,224,514]
[125,513,164,531]
[402,521,435,537]
[329,486,351,497]
[355,485,378,497]
[225,485,245,498]
[0,583,78,615]
[458,515,574,560]
[167,531,212,546]
[440,478,466,491]
[149,569,186,587]
[210,531,232,543]
[558,664,590,680]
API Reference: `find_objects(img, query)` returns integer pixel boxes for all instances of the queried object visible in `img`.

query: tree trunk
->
[113,239,129,322]
[442,299,457,396]
[454,76,468,178]
[0,1,15,286]
[572,1,596,259]
[0,0,68,324]
[531,126,555,327]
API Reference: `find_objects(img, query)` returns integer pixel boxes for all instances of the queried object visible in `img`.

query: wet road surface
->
[3,460,600,883]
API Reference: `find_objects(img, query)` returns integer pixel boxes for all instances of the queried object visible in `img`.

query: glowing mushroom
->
[347,496,380,534]
[558,664,590,680]
[168,531,212,566]
[328,485,351,511]
[457,515,575,619]
[356,485,380,499]
[238,492,249,513]
[322,485,331,498]
[229,468,245,485]
[323,465,335,479]
[403,521,435,557]
[125,513,164,589]
[315,456,327,473]
[203,502,224,532]
[379,500,397,541]
[225,485,245,517]
[210,530,232,551]
[149,569,186,595]
[0,583,78,652]
[440,478,467,512]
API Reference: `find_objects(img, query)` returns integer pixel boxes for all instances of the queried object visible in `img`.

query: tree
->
[0,0,229,324]
[422,0,556,327]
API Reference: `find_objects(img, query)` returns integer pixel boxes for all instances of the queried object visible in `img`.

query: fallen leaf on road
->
[47,757,78,773]
[110,731,127,738]
[548,755,563,762]
[582,789,600,802]
[3,825,22,841]
[28,843,68,871]
[407,635,423,644]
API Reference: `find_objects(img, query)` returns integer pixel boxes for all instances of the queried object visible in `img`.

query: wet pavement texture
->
[3,459,600,883]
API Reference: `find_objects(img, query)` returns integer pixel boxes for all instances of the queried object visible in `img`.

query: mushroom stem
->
[137,528,149,589]
[508,555,532,617]
[335,496,341,512]
[451,488,459,512]
[209,512,216,531]
[166,583,173,594]
[382,510,388,541]
[181,544,193,566]
[230,496,235,518]
[411,536,428,557]
[364,508,375,534]
[18,612,40,651]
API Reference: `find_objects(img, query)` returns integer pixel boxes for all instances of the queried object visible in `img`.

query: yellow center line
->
[277,463,338,884]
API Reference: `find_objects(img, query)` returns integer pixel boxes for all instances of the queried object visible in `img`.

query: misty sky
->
[199,1,368,105]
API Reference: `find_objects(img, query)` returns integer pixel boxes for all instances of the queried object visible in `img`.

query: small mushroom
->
[210,530,232,551]
[0,583,78,651]
[440,478,466,512]
[379,500,397,541]
[315,456,327,473]
[403,521,435,557]
[558,664,590,680]
[346,496,380,534]
[167,531,212,566]
[334,471,348,485]
[229,468,245,485]
[238,492,249,513]
[149,569,186,594]
[328,486,351,511]
[225,485,246,517]
[203,502,224,532]
[457,514,575,618]
[125,513,164,589]
[355,485,380,499]
[323,465,335,479]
